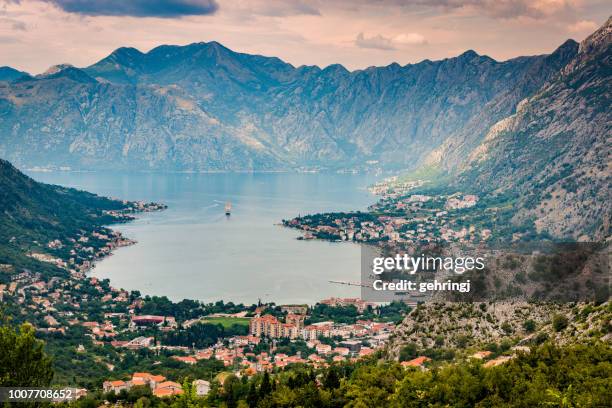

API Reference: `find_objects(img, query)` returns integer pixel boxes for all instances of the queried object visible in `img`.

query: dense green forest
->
[0,159,130,244]
[0,158,136,282]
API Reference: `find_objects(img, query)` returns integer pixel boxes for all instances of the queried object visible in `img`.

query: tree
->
[399,343,418,362]
[342,364,404,407]
[246,381,259,407]
[323,366,340,390]
[171,380,196,408]
[0,316,53,386]
[552,314,569,332]
[133,396,151,408]
[223,375,244,408]
[523,319,536,333]
[259,372,272,398]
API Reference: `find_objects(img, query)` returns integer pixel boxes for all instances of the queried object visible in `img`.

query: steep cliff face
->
[0,38,577,171]
[427,39,580,170]
[457,17,611,241]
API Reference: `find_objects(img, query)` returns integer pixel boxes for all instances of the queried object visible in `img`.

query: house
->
[274,353,289,362]
[74,389,88,399]
[125,336,154,349]
[155,381,183,397]
[340,340,362,353]
[333,347,350,356]
[193,379,210,396]
[132,372,166,390]
[195,349,214,360]
[103,380,128,394]
[44,315,59,326]
[153,388,182,398]
[315,344,332,355]
[401,356,431,369]
[82,322,99,329]
[308,354,324,363]
[130,378,148,387]
[358,347,374,357]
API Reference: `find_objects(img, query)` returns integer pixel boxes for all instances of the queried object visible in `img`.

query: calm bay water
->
[28,172,379,305]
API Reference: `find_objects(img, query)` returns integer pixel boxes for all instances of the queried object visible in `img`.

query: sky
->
[0,0,610,74]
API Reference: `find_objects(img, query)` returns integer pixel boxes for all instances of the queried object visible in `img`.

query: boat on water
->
[225,201,232,215]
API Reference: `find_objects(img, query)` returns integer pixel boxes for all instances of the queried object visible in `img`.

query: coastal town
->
[1,246,410,401]
[283,190,496,245]
[0,179,518,402]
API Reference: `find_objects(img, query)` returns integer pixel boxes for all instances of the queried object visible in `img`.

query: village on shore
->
[284,187,495,245]
[2,251,409,399]
[0,191,414,400]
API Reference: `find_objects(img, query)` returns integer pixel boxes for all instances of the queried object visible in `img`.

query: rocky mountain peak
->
[550,39,579,59]
[458,49,479,60]
[562,15,611,76]
[579,15,611,55]
[41,63,74,76]
[107,47,145,63]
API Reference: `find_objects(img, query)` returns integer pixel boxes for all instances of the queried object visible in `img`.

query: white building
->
[193,379,210,396]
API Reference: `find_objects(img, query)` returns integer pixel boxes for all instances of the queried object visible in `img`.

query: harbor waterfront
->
[27,171,380,305]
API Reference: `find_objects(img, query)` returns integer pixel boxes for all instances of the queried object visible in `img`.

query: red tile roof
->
[153,388,182,397]
[401,356,431,367]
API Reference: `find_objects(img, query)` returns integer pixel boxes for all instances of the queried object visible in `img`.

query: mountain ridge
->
[0,158,133,281]
[0,34,591,171]
[454,17,611,240]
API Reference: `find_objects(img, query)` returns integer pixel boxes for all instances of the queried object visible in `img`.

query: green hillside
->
[0,158,150,282]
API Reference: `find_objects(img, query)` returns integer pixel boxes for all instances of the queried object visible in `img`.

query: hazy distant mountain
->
[457,17,611,240]
[0,36,580,171]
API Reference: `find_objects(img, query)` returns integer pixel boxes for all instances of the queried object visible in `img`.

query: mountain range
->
[0,29,589,172]
[454,17,611,241]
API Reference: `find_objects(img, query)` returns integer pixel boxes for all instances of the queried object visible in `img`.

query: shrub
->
[399,343,418,362]
[552,314,569,332]
[523,319,536,333]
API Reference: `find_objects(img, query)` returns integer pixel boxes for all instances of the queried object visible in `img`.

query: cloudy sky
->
[1,0,609,74]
